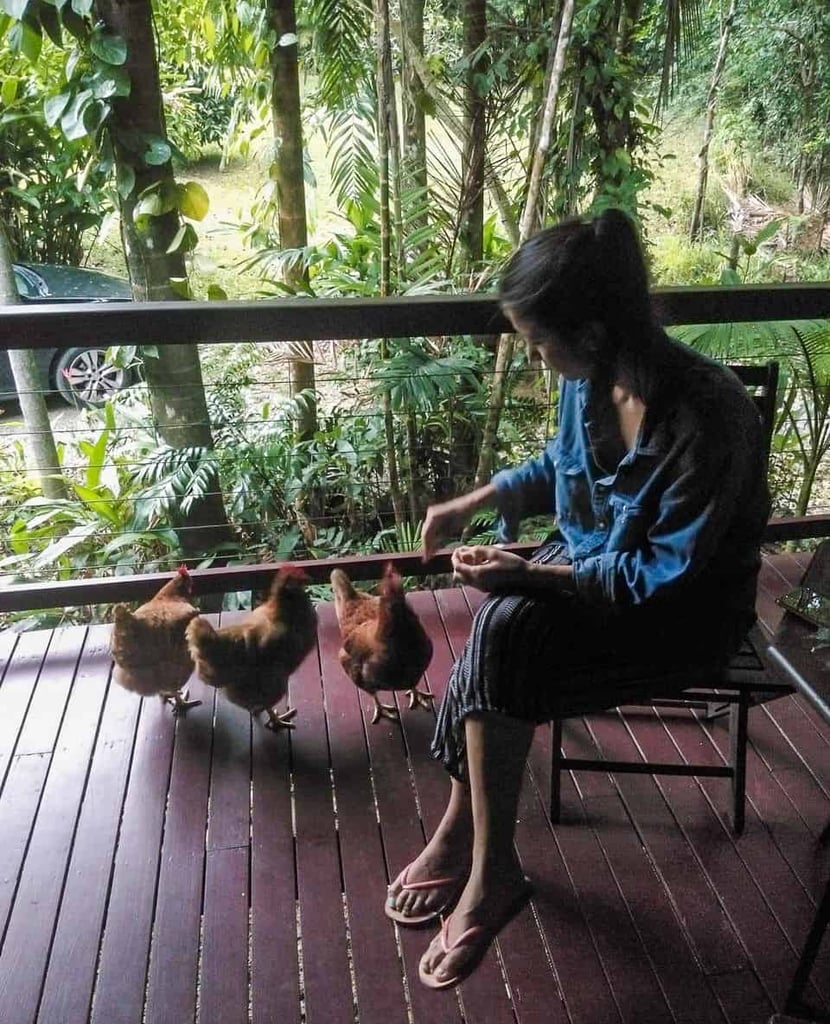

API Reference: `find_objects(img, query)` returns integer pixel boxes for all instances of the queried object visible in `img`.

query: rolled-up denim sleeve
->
[573,425,752,606]
[490,441,557,542]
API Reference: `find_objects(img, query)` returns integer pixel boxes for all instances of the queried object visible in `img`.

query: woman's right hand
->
[422,497,475,560]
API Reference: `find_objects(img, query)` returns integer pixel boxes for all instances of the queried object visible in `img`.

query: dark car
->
[1,262,135,407]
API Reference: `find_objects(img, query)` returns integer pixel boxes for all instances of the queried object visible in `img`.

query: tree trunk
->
[268,0,317,440]
[374,0,406,528]
[399,0,427,231]
[459,0,486,276]
[0,220,68,500]
[96,0,232,561]
[520,0,576,241]
[470,5,575,496]
[690,0,738,241]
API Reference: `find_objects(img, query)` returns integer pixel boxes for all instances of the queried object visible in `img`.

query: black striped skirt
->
[431,542,747,780]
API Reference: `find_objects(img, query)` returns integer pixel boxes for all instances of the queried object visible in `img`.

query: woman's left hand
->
[451,545,530,592]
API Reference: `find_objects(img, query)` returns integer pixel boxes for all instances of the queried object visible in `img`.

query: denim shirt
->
[492,339,770,617]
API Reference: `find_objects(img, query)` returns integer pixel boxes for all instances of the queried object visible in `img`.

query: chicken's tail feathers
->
[112,603,133,627]
[185,614,216,652]
[330,568,357,600]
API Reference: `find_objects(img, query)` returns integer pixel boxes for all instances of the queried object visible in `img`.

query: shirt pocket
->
[607,493,647,550]
[554,452,593,528]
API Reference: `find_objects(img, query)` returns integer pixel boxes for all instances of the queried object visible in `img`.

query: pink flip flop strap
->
[440,916,484,954]
[400,866,459,893]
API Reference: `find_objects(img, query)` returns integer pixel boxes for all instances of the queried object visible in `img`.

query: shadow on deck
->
[0,551,828,1024]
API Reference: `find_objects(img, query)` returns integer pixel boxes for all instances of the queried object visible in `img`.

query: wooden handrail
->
[0,283,827,350]
[0,514,827,614]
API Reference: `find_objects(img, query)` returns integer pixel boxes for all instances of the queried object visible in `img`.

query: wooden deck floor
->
[0,551,828,1024]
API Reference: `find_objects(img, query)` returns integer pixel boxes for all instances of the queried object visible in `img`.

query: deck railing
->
[0,282,828,613]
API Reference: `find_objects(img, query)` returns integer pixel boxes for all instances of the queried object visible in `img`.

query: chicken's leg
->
[160,688,202,715]
[371,693,400,724]
[407,687,435,712]
[264,705,298,731]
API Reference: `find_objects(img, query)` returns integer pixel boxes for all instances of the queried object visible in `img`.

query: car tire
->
[53,346,134,407]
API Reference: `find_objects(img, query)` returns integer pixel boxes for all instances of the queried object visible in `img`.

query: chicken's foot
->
[264,706,298,731]
[161,688,202,715]
[407,687,435,712]
[370,695,400,724]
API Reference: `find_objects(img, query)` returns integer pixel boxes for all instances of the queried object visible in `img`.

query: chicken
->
[331,562,434,724]
[110,565,201,714]
[185,566,317,730]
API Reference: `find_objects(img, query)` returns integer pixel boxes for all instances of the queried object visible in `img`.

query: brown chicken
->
[185,566,317,730]
[331,563,434,724]
[110,565,201,714]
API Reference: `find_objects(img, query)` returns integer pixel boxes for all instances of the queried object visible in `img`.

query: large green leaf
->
[89,28,126,65]
[60,88,93,140]
[142,135,171,165]
[43,91,71,127]
[1,0,29,19]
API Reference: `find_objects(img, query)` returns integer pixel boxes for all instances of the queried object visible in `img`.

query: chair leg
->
[550,718,564,823]
[728,695,749,835]
[784,874,830,1016]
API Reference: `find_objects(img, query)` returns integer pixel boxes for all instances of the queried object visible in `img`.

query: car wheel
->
[53,346,133,407]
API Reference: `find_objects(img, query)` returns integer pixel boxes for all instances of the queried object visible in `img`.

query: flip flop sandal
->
[385,864,465,927]
[418,878,534,990]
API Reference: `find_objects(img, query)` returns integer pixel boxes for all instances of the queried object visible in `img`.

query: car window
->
[13,266,42,299]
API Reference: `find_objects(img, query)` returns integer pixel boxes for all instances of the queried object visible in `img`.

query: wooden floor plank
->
[663,705,830,1011]
[289,619,355,1024]
[38,656,140,1024]
[531,774,675,1024]
[144,671,215,1024]
[90,693,177,1024]
[317,600,413,1024]
[0,630,50,789]
[583,713,750,975]
[196,648,253,1023]
[630,710,824,1013]
[205,611,253,854]
[199,845,249,1024]
[370,591,468,1024]
[250,656,302,1024]
[0,626,106,1024]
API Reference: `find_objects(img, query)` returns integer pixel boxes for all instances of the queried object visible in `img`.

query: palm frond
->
[655,0,705,116]
[305,0,374,107]
[326,93,378,209]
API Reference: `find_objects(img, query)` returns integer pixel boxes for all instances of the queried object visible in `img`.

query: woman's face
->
[505,309,596,380]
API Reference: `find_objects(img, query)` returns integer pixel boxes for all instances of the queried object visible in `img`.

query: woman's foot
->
[386,839,471,926]
[418,864,533,988]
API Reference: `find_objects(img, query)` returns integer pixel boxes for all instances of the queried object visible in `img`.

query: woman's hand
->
[421,484,499,561]
[450,545,530,592]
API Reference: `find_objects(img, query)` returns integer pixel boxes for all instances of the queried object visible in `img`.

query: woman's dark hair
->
[499,208,660,396]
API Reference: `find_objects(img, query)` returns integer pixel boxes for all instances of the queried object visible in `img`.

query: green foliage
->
[0,49,112,262]
[650,234,725,285]
[0,404,182,601]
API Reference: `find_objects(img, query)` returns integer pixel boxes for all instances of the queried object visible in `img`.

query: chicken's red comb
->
[380,562,403,594]
[177,564,190,577]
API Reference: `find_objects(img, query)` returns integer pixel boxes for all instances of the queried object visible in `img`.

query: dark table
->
[768,541,830,1022]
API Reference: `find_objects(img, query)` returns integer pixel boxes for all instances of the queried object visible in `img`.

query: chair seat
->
[549,622,794,834]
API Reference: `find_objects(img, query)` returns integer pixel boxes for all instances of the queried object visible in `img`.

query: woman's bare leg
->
[387,778,473,920]
[419,710,535,984]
